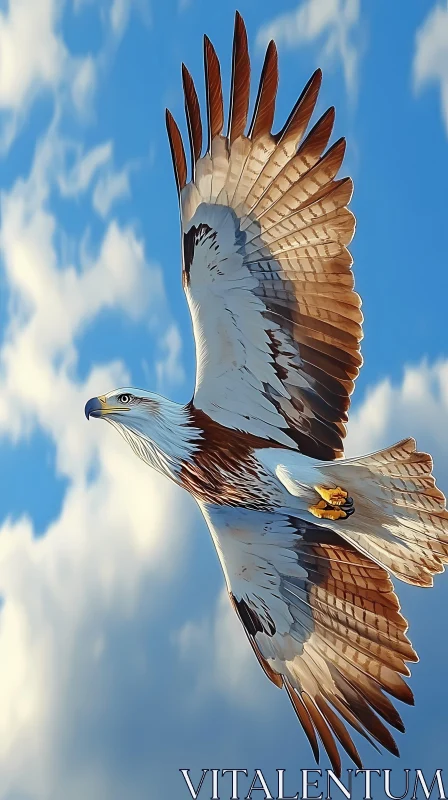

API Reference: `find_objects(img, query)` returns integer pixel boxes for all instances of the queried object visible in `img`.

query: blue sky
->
[0,0,448,798]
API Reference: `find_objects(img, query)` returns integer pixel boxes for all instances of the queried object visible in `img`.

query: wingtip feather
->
[204,33,224,148]
[248,38,278,140]
[182,62,202,175]
[166,109,187,195]
[228,9,250,144]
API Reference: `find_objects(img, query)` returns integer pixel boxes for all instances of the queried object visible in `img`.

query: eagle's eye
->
[118,393,133,404]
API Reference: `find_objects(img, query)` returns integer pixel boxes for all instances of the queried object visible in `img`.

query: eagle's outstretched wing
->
[166,12,362,460]
[203,504,417,774]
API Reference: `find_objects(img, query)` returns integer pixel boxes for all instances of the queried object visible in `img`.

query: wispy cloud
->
[0,0,65,112]
[110,0,131,35]
[413,2,448,136]
[346,360,448,492]
[0,0,98,149]
[56,137,134,217]
[74,0,152,35]
[58,141,113,197]
[0,0,153,151]
[174,588,268,708]
[257,0,361,98]
[93,166,131,218]
[156,324,185,391]
[0,128,156,446]
[70,53,97,117]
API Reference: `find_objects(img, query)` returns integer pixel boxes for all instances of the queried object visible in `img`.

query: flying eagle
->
[85,13,448,774]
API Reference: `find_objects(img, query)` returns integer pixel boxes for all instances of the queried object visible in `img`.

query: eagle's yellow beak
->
[85,395,131,419]
[84,395,107,419]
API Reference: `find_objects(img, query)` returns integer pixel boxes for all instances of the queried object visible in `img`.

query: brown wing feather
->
[248,40,278,140]
[274,68,322,144]
[314,694,363,770]
[248,528,417,772]
[182,64,202,176]
[228,11,250,145]
[285,680,320,763]
[280,533,416,763]
[229,519,416,770]
[165,109,187,195]
[302,692,342,777]
[244,69,323,215]
[247,106,336,222]
[203,481,422,773]
[204,35,224,147]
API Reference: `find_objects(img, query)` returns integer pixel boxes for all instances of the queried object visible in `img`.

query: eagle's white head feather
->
[85,389,201,479]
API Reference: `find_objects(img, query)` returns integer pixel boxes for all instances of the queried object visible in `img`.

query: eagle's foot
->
[309,495,355,521]
[315,485,349,506]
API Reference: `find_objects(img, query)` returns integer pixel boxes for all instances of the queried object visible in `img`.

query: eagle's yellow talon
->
[309,504,348,521]
[314,485,348,506]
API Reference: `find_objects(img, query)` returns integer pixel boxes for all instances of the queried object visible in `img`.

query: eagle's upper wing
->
[203,504,417,774]
[166,13,362,460]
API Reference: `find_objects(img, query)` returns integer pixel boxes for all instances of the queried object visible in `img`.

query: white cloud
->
[0,102,193,796]
[156,324,185,391]
[413,2,448,135]
[58,141,113,197]
[0,440,194,799]
[110,0,131,36]
[257,0,361,97]
[0,0,65,112]
[0,1,195,795]
[71,54,97,116]
[75,0,151,38]
[345,360,448,487]
[56,137,134,217]
[174,588,267,708]
[0,0,152,151]
[0,0,101,149]
[93,166,131,217]
[0,133,157,451]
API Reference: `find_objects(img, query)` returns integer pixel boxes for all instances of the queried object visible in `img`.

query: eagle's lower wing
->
[201,504,417,774]
[166,13,362,460]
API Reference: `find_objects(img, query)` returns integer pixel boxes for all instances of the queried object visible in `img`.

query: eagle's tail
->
[319,438,448,587]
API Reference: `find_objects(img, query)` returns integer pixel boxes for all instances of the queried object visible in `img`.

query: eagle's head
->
[84,388,199,476]
[85,388,161,428]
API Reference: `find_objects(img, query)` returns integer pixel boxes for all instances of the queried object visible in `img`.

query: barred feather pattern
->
[204,504,417,776]
[318,438,448,587]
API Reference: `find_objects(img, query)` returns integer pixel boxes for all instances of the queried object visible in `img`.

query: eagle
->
[85,12,448,774]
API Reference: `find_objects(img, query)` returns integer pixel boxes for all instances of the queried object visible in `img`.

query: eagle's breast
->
[179,405,285,509]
